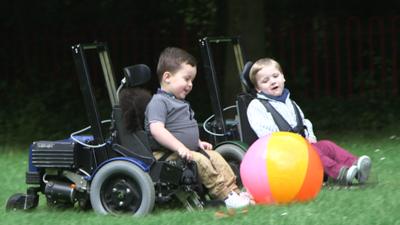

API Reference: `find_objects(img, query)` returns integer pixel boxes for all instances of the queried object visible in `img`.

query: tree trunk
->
[219,0,266,105]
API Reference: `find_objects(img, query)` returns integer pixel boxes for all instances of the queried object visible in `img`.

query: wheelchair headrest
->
[123,64,151,87]
[240,61,254,93]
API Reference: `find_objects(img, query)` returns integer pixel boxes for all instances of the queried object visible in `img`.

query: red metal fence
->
[3,15,399,99]
[267,16,399,98]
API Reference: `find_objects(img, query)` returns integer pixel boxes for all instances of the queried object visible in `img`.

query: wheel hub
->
[110,179,135,207]
[101,177,142,214]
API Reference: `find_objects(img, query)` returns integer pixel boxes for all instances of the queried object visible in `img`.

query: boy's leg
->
[153,150,173,160]
[191,151,232,200]
[312,140,357,179]
[153,150,236,199]
[204,150,240,193]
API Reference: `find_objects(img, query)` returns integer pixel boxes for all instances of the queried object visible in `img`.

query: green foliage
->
[2,128,400,224]
[176,0,217,33]
[1,75,87,146]
[297,94,400,133]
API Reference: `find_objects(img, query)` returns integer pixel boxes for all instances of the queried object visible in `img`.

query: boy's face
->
[255,65,285,96]
[162,63,196,100]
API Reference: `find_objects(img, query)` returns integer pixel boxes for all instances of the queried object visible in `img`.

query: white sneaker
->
[239,191,255,205]
[357,155,372,184]
[346,165,358,184]
[224,192,250,209]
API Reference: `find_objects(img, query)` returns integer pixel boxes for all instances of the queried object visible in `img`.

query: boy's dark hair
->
[156,47,197,81]
[119,87,152,132]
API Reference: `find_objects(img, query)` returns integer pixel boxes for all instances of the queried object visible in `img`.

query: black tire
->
[215,144,246,188]
[90,160,155,216]
[6,193,26,211]
[6,191,39,211]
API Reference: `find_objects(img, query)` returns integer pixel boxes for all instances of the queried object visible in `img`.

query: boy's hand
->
[149,122,193,161]
[199,140,213,150]
[177,147,193,161]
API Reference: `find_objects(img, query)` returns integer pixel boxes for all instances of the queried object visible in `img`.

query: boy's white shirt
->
[246,92,317,142]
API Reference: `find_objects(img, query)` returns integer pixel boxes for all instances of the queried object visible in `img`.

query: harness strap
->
[291,101,306,137]
[258,98,306,137]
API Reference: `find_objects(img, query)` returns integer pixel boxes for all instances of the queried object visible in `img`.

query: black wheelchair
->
[198,37,258,147]
[6,42,248,216]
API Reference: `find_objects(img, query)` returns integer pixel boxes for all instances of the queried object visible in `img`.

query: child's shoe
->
[224,191,250,209]
[356,155,372,184]
[337,166,357,185]
[346,165,358,184]
[239,191,255,205]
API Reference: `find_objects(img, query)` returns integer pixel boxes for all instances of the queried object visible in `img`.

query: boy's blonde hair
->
[156,47,197,82]
[249,58,283,87]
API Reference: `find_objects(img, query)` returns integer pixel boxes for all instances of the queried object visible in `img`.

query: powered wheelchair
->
[198,36,258,147]
[6,42,246,216]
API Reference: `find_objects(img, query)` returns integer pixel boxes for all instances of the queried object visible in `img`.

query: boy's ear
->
[162,71,172,84]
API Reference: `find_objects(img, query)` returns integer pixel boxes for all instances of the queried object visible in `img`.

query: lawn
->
[1,128,400,225]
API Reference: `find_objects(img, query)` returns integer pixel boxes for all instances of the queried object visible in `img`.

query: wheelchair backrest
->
[236,61,258,145]
[112,106,155,165]
[236,93,259,146]
[123,64,152,87]
[240,61,255,94]
[112,64,155,164]
[119,87,152,132]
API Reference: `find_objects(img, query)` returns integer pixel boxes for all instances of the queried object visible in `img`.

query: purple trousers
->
[311,140,358,179]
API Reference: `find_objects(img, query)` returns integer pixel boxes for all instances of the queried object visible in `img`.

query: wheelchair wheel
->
[90,160,155,216]
[215,143,245,188]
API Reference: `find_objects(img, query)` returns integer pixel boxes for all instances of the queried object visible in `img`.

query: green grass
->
[1,129,400,225]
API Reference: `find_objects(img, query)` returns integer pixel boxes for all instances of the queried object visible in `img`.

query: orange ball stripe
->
[294,141,324,202]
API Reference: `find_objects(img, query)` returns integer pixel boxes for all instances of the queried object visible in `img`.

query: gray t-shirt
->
[144,93,200,150]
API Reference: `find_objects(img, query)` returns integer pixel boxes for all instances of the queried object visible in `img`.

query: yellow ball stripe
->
[266,132,309,203]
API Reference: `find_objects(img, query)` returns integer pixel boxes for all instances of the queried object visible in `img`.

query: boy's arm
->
[295,104,317,143]
[149,122,193,161]
[303,119,317,143]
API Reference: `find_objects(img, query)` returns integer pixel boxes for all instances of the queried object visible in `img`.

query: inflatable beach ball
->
[240,132,323,204]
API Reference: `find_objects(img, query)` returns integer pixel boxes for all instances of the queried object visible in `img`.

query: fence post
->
[345,17,363,97]
[368,17,386,95]
[391,16,399,96]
